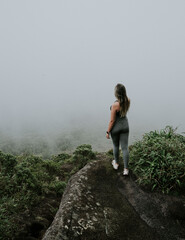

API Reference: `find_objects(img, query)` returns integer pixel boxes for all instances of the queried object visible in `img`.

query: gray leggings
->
[110,117,129,168]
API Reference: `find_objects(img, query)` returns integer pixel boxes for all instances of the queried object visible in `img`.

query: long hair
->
[114,83,130,117]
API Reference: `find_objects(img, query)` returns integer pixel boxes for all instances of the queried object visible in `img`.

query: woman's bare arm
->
[107,103,118,133]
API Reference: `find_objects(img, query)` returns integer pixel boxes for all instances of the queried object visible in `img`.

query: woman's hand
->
[107,103,117,137]
[106,133,110,139]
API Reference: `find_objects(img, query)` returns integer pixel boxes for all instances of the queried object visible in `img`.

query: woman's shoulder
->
[110,101,118,110]
[110,101,120,111]
[112,101,120,108]
[114,100,120,105]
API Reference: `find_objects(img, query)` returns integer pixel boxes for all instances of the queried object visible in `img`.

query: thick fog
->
[0,0,185,153]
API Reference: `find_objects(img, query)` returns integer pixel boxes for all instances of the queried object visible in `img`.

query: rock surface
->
[117,172,185,240]
[42,157,162,240]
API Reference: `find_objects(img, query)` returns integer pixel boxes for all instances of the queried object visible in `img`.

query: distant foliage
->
[129,126,185,194]
[0,136,51,157]
[55,136,72,152]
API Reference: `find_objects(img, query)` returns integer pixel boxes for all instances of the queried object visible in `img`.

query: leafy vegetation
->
[73,144,96,168]
[129,126,185,194]
[0,144,96,240]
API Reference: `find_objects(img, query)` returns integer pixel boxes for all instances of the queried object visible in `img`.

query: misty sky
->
[0,0,185,142]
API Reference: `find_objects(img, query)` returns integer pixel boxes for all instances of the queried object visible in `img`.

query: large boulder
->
[42,159,160,240]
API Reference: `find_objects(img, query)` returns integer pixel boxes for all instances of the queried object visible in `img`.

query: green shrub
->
[129,126,185,194]
[0,213,13,239]
[73,144,96,168]
[49,180,67,196]
[15,163,42,194]
[42,159,63,176]
[0,151,17,175]
[51,153,71,163]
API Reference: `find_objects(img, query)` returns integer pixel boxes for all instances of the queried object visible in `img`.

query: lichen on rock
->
[42,159,160,240]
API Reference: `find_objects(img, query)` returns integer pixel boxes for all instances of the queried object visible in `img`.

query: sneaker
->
[112,160,119,170]
[123,168,129,176]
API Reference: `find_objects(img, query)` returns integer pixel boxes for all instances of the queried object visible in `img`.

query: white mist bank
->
[0,0,185,154]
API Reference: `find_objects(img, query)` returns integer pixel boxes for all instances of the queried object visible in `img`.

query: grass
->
[129,126,185,195]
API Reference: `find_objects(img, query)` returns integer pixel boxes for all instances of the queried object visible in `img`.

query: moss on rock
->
[42,159,160,240]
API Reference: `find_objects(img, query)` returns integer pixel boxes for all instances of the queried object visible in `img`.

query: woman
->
[106,83,130,175]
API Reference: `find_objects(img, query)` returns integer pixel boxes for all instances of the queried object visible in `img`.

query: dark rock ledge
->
[42,158,161,240]
[117,173,185,240]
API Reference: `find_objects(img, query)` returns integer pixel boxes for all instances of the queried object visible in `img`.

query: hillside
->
[0,126,184,239]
